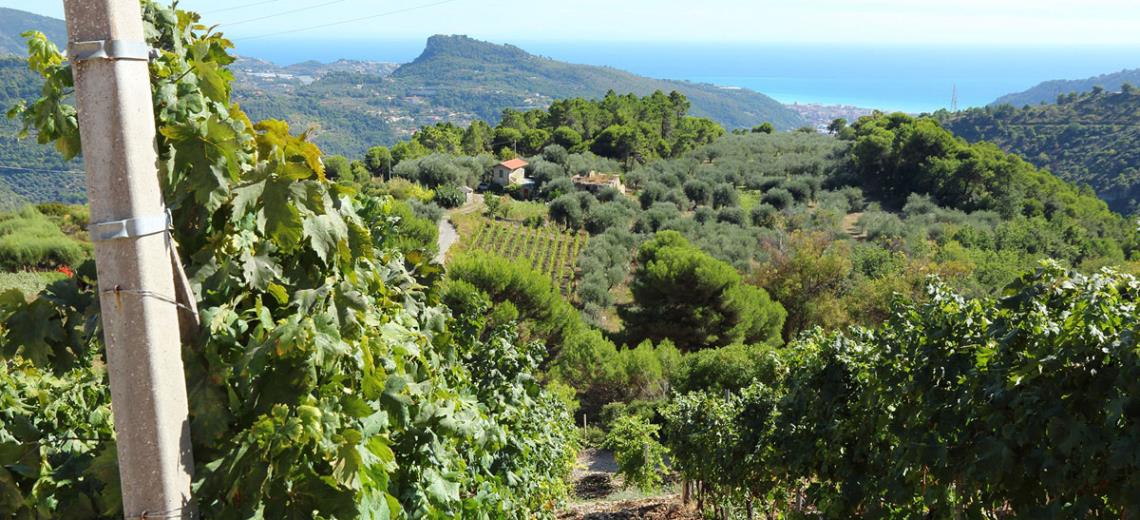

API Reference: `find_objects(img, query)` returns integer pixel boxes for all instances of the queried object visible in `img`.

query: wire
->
[220,0,348,27]
[0,164,85,175]
[101,287,198,315]
[202,0,282,14]
[235,0,462,41]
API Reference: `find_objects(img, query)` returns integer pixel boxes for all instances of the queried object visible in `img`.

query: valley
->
[1,2,1139,518]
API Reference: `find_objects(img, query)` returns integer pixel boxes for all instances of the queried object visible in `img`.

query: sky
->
[5,0,1140,46]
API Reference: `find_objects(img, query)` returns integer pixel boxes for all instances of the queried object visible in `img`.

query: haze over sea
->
[235,39,1140,113]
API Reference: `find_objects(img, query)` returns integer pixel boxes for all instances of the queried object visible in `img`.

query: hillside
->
[941,86,1140,213]
[0,7,66,56]
[0,10,86,209]
[0,56,85,208]
[239,35,806,156]
[231,56,398,93]
[2,9,803,185]
[393,35,804,130]
[992,68,1140,106]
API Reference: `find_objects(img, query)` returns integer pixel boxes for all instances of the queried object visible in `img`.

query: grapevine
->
[460,217,581,298]
[662,263,1140,518]
[0,3,575,518]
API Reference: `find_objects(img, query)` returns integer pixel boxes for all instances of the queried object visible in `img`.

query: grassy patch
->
[505,200,549,222]
[738,189,761,212]
[0,271,66,300]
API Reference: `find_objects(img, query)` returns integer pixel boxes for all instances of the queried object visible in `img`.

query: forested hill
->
[1,9,86,209]
[0,57,85,209]
[392,35,804,130]
[239,35,806,156]
[992,68,1140,106]
[0,8,65,56]
[940,86,1140,213]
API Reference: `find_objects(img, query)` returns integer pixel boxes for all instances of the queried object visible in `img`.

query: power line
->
[0,164,85,175]
[221,0,348,27]
[235,0,462,41]
[202,0,282,15]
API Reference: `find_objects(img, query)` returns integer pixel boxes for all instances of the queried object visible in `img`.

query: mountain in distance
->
[992,68,1140,107]
[238,35,807,156]
[232,56,399,93]
[392,35,804,130]
[0,7,66,56]
[941,86,1140,213]
[0,56,85,210]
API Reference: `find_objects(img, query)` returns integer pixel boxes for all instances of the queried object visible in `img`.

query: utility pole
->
[62,1,195,518]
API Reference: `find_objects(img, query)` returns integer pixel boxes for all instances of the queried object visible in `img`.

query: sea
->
[233,39,1140,113]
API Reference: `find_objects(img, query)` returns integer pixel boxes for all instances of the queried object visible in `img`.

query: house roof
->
[497,159,529,170]
[572,171,622,185]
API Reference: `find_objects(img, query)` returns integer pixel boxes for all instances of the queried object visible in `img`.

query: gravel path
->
[435,217,459,264]
[435,194,484,264]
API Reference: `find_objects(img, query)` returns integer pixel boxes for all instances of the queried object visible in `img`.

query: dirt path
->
[558,450,696,519]
[434,218,458,264]
[557,496,698,520]
[435,194,484,264]
[842,211,865,238]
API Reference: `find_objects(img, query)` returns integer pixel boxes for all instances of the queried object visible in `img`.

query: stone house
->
[491,158,529,187]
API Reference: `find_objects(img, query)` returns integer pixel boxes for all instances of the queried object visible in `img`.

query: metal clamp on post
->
[88,209,171,242]
[68,39,153,62]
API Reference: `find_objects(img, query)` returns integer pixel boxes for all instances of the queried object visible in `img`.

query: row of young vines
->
[660,264,1140,519]
[467,219,586,297]
[0,3,576,518]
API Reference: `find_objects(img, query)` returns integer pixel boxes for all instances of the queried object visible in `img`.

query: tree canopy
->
[623,231,785,351]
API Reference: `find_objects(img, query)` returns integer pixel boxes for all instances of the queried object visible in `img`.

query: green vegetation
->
[0,56,86,206]
[603,415,668,491]
[0,206,88,270]
[386,90,727,167]
[991,67,1140,106]
[662,264,1140,517]
[392,35,803,131]
[4,3,1140,518]
[239,35,803,158]
[623,231,784,351]
[463,219,586,297]
[0,270,65,298]
[0,7,66,55]
[940,86,1140,213]
[1,6,575,518]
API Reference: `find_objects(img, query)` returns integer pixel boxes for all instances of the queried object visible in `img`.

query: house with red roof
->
[491,158,529,187]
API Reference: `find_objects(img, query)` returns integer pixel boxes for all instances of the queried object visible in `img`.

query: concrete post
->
[62,1,195,518]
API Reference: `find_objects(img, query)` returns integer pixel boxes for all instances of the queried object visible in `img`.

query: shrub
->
[0,207,87,270]
[603,415,669,490]
[674,343,783,394]
[550,194,585,230]
[540,177,575,201]
[716,206,746,225]
[783,179,814,202]
[761,188,794,210]
[434,184,467,208]
[750,203,779,227]
[859,211,906,241]
[382,177,435,202]
[694,206,715,224]
[711,183,739,208]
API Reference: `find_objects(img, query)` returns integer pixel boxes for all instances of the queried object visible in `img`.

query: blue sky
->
[5,0,1140,45]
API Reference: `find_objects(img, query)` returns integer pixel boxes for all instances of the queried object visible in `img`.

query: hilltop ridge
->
[943,86,1140,213]
[388,35,805,131]
[0,7,65,56]
[992,68,1140,106]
